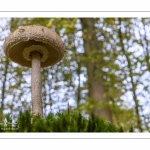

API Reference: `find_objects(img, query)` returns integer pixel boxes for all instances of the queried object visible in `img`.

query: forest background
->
[0,18,150,132]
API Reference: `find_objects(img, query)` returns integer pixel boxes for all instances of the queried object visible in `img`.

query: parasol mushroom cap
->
[3,25,66,67]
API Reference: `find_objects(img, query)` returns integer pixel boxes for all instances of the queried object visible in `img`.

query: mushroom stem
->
[31,51,43,117]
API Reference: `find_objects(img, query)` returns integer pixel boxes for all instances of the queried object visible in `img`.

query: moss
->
[0,110,133,132]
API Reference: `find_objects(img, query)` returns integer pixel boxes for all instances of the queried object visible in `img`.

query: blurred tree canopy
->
[1,17,150,132]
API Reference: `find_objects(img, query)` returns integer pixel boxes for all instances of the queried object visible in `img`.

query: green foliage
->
[17,110,33,132]
[0,110,133,132]
[80,97,109,114]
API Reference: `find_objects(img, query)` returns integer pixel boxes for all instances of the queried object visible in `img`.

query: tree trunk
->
[80,18,112,122]
[118,18,143,131]
[0,58,9,120]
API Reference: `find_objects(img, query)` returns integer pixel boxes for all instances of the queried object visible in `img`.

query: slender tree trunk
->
[80,18,112,122]
[118,18,143,132]
[0,58,9,120]
[77,55,81,108]
[47,69,53,113]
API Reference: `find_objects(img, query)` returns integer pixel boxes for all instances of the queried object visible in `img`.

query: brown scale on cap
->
[3,25,66,67]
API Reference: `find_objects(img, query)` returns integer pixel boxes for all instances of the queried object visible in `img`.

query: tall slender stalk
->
[31,51,43,117]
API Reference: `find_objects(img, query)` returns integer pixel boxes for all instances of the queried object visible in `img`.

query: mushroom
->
[3,25,66,117]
